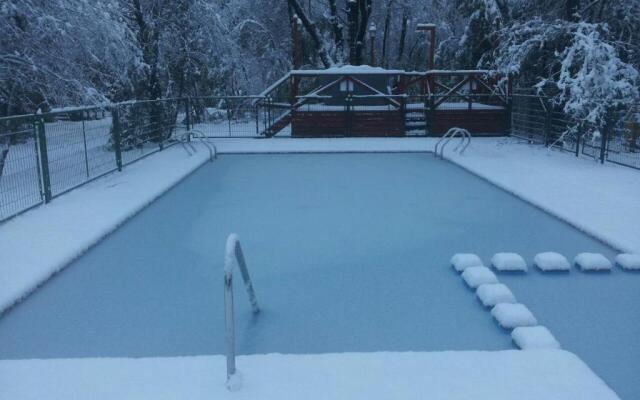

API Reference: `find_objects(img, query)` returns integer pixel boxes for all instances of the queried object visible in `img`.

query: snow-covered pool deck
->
[0,351,618,400]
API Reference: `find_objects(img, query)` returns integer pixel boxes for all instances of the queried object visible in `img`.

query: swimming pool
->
[0,153,636,398]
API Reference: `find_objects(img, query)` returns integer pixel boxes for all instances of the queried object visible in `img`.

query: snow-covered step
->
[491,253,528,272]
[450,253,483,272]
[534,252,571,272]
[574,253,612,272]
[491,303,538,329]
[615,254,640,271]
[461,266,498,288]
[512,326,561,350]
[476,283,516,307]
[0,351,620,400]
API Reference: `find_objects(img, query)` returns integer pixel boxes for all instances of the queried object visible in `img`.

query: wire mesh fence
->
[0,99,190,223]
[190,96,271,137]
[511,92,640,169]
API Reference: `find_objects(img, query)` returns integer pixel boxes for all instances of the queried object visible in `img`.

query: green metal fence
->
[0,99,188,223]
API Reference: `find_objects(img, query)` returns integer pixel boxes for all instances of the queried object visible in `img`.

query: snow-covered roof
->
[291,65,405,75]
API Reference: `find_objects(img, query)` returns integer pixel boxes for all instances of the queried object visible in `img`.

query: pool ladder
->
[178,129,217,161]
[224,234,260,387]
[434,128,472,159]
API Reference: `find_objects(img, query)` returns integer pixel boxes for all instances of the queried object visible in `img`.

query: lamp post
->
[369,22,377,67]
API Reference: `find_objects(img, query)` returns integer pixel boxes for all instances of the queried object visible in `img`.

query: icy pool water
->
[0,153,636,398]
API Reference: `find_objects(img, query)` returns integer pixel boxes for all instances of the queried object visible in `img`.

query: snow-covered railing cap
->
[291,65,405,75]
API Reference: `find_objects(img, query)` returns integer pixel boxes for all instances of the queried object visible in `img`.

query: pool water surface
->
[0,153,636,397]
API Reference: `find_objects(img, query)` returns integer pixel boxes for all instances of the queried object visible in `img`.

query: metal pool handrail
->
[435,128,471,159]
[224,234,260,383]
[189,129,217,161]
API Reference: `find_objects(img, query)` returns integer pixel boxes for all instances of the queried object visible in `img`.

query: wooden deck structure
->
[257,66,512,137]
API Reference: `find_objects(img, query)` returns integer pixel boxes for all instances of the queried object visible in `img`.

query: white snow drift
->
[491,303,538,329]
[615,254,640,271]
[574,253,612,272]
[476,283,516,307]
[491,253,528,272]
[450,253,483,272]
[512,326,561,350]
[461,266,499,288]
[534,252,571,272]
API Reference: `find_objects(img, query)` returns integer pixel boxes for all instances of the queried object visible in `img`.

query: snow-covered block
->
[615,254,640,271]
[533,252,571,272]
[450,253,483,272]
[491,253,527,272]
[461,266,498,288]
[491,303,537,329]
[512,326,561,350]
[476,283,516,307]
[574,253,612,271]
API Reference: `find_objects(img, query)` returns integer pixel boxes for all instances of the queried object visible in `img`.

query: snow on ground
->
[0,144,211,314]
[451,253,483,272]
[476,283,517,307]
[0,351,619,400]
[491,303,538,329]
[615,254,640,271]
[574,253,613,272]
[512,327,561,350]
[461,266,499,288]
[439,138,640,254]
[491,253,528,272]
[534,252,571,272]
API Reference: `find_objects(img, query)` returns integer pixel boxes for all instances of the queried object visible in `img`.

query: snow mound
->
[615,254,640,271]
[512,326,561,350]
[476,283,517,307]
[574,253,612,271]
[451,253,483,272]
[534,252,571,272]
[491,303,538,329]
[491,253,528,272]
[461,266,498,288]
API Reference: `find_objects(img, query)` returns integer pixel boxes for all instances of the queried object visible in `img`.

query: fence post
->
[112,107,123,171]
[575,125,581,157]
[600,117,610,164]
[35,118,52,203]
[345,94,352,136]
[544,99,552,146]
[400,95,406,136]
[185,97,191,133]
[255,100,260,136]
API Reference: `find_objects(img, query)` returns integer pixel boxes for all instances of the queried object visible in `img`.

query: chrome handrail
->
[189,129,217,161]
[435,128,471,159]
[224,234,260,385]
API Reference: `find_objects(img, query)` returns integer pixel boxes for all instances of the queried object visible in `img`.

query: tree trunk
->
[397,7,409,63]
[347,0,359,64]
[287,0,333,68]
[327,0,343,58]
[381,0,393,68]
[564,0,581,21]
[354,0,372,65]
